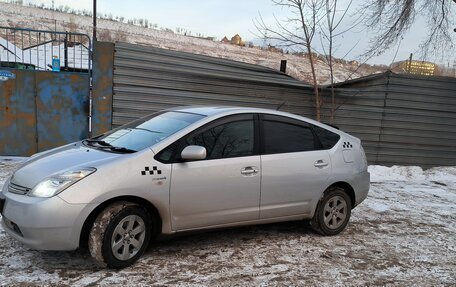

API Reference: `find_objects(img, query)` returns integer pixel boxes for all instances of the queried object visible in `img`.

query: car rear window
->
[313,125,340,149]
[263,120,316,154]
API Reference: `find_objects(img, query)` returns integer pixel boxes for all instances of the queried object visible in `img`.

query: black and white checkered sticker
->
[342,141,353,149]
[141,166,162,176]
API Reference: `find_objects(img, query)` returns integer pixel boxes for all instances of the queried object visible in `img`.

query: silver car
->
[0,106,369,268]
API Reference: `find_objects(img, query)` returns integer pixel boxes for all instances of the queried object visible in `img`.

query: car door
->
[259,114,331,219]
[166,114,261,230]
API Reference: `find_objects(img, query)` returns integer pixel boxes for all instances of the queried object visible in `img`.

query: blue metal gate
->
[0,68,89,155]
[0,27,92,156]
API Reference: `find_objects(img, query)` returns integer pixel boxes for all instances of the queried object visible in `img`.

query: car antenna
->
[276,102,286,111]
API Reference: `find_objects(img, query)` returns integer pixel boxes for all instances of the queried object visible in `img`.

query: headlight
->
[29,167,96,198]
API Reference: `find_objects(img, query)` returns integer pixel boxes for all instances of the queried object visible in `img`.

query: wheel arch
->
[325,181,356,209]
[79,196,162,249]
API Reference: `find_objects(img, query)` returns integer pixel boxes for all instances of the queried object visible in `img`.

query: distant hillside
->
[0,2,388,84]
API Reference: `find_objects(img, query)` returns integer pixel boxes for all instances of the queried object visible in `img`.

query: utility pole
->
[407,53,413,73]
[52,0,57,33]
[93,0,97,42]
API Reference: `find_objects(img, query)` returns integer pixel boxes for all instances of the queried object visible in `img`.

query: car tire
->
[88,201,152,269]
[311,187,352,236]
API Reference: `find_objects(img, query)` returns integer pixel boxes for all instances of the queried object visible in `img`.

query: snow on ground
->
[0,159,455,286]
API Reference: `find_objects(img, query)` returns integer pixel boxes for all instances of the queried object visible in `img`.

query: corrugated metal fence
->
[113,42,316,126]
[330,73,456,168]
[111,42,456,168]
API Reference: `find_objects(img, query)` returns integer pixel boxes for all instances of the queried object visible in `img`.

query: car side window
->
[262,117,316,154]
[313,125,340,149]
[156,141,179,163]
[185,120,254,160]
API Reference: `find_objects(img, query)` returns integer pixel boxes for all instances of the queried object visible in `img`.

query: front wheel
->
[88,202,152,268]
[311,187,352,236]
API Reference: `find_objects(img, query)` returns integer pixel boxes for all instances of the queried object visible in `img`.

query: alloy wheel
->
[323,195,347,229]
[111,215,146,261]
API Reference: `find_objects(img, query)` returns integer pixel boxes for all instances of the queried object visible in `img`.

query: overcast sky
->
[14,0,453,65]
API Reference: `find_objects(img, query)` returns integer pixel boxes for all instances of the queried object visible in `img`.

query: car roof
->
[169,106,266,117]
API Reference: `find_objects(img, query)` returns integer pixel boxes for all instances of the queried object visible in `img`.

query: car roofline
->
[160,105,354,140]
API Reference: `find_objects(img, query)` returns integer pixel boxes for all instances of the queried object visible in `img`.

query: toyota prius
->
[0,106,370,268]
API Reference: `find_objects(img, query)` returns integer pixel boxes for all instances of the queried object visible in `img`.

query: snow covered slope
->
[0,2,384,84]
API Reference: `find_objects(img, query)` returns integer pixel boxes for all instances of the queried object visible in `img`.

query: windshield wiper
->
[83,139,136,154]
[108,146,136,153]
[83,139,112,146]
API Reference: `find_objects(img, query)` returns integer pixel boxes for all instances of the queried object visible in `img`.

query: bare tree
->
[362,0,456,59]
[318,0,356,123]
[255,0,324,121]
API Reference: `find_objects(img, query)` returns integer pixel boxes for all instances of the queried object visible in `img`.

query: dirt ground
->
[0,159,455,286]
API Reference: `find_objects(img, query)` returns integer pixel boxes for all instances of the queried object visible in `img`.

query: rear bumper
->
[1,191,94,251]
[352,170,370,207]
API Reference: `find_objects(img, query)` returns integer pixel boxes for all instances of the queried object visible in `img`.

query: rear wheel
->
[88,202,152,268]
[311,187,351,236]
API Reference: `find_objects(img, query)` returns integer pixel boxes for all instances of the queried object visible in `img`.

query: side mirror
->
[181,145,207,161]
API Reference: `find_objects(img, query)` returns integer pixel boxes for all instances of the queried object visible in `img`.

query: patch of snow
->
[369,165,423,182]
[425,166,456,183]
[367,165,453,182]
[365,201,389,213]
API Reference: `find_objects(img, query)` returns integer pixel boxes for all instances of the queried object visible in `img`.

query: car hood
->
[11,143,122,189]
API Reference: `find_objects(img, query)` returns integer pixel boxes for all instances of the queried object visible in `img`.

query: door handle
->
[314,160,328,168]
[241,167,259,176]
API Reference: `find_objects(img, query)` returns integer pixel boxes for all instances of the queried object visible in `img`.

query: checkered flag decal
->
[141,166,162,176]
[342,142,353,149]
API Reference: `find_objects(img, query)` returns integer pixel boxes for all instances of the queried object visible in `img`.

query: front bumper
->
[1,190,93,251]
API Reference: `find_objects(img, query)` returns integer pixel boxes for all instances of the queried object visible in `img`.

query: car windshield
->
[86,111,205,152]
